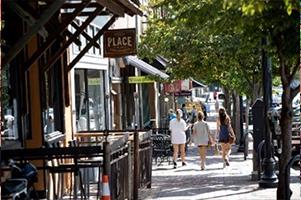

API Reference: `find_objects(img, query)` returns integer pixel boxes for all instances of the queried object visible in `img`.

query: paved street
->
[139,120,300,200]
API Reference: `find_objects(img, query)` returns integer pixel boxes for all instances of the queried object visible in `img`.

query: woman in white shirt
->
[169,109,190,169]
[192,111,213,170]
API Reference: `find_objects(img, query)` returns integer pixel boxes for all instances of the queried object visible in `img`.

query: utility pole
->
[259,37,278,188]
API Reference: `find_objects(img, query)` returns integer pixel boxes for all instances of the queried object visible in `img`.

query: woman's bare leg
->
[173,144,179,162]
[179,144,186,163]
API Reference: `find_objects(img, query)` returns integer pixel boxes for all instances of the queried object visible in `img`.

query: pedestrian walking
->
[199,101,207,121]
[216,107,235,167]
[192,111,214,170]
[190,105,197,123]
[168,109,176,121]
[169,109,191,169]
[180,103,188,121]
[214,97,219,113]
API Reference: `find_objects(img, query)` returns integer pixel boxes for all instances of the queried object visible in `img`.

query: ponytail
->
[176,109,183,121]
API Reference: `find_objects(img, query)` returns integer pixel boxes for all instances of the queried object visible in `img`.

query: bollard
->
[257,140,265,180]
[257,140,276,181]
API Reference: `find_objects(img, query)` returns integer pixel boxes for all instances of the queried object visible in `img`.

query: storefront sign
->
[88,78,100,85]
[174,91,192,96]
[128,76,154,84]
[103,28,136,57]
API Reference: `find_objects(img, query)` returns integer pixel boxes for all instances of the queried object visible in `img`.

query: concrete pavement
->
[139,121,300,200]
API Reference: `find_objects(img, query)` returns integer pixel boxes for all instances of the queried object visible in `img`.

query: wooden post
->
[147,139,152,188]
[0,0,2,146]
[133,126,139,200]
[103,130,111,180]
[127,142,132,199]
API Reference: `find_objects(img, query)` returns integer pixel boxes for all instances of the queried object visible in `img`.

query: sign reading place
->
[103,28,136,57]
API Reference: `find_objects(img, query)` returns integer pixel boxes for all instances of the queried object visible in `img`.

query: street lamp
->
[259,37,278,188]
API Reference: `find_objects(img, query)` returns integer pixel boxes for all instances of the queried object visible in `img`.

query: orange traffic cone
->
[102,175,111,200]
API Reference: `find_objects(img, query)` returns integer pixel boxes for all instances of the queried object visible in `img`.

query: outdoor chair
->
[45,132,87,200]
[151,134,173,166]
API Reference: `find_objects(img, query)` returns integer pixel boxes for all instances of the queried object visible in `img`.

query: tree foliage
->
[140,1,299,199]
[139,0,265,98]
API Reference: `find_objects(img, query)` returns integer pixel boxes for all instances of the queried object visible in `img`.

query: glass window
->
[1,69,19,141]
[41,63,64,135]
[75,69,105,131]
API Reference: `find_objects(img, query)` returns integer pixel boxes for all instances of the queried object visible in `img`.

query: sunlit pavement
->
[139,120,300,200]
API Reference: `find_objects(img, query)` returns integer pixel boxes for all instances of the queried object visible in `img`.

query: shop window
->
[75,69,105,131]
[1,69,19,141]
[41,48,64,136]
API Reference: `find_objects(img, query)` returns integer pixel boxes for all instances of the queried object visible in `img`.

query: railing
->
[139,139,152,188]
[152,128,170,135]
[110,143,130,200]
[1,129,153,200]
[284,154,300,200]
[75,129,153,200]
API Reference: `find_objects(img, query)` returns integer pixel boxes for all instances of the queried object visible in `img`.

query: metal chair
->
[151,134,172,165]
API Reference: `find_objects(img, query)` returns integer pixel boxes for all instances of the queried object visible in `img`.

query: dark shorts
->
[218,138,229,143]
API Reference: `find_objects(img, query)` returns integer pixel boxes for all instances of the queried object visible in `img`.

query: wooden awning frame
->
[2,0,67,68]
[2,0,143,72]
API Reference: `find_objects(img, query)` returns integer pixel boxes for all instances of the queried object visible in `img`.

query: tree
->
[139,0,262,97]
[224,1,299,199]
[140,0,299,199]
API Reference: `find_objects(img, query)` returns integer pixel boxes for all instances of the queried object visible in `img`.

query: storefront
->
[1,0,142,196]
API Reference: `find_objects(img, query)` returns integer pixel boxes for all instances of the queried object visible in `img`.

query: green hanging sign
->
[128,76,154,84]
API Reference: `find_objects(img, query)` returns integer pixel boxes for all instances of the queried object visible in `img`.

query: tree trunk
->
[276,81,293,200]
[245,98,250,133]
[234,92,241,144]
[251,81,262,105]
[231,91,240,143]
[223,88,231,114]
[231,91,236,120]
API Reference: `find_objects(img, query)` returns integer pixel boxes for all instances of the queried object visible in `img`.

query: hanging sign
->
[128,76,154,84]
[103,28,137,57]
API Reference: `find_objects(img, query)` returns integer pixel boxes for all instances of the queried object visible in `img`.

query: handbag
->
[228,134,236,144]
[207,123,213,147]
[207,139,213,147]
[228,125,236,144]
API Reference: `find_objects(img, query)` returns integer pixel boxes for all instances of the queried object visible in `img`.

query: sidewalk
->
[139,144,300,200]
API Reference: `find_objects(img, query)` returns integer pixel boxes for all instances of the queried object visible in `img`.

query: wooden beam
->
[62,2,99,9]
[64,30,82,46]
[96,0,124,17]
[42,6,104,72]
[70,21,100,49]
[12,1,80,45]
[24,1,91,71]
[62,10,109,17]
[2,0,67,68]
[67,16,116,71]
[117,0,143,16]
[131,0,141,6]
[8,1,48,38]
